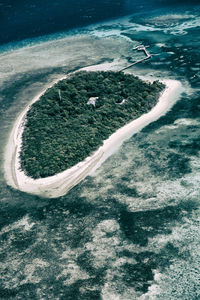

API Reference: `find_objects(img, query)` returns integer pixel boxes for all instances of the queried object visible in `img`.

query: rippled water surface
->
[0,5,200,300]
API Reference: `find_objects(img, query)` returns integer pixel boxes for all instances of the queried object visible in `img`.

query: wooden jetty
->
[120,45,151,71]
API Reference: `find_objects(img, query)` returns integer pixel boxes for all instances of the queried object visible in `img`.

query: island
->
[4,62,182,198]
[20,71,164,179]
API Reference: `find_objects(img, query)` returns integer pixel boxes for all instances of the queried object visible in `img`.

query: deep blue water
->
[1,0,199,46]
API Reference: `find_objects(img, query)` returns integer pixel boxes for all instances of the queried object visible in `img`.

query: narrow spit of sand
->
[4,62,183,198]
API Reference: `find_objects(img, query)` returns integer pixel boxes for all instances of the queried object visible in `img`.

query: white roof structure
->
[119,99,127,105]
[87,97,98,107]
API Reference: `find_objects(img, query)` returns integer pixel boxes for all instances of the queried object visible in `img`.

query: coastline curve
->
[4,63,183,198]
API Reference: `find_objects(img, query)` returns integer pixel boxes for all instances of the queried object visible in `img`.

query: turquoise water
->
[0,6,200,299]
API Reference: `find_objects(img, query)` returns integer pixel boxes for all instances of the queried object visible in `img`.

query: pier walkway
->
[120,45,151,71]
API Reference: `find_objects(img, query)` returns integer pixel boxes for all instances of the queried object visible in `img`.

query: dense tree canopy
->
[20,71,165,178]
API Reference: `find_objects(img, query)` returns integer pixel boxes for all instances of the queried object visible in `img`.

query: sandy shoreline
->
[4,62,183,198]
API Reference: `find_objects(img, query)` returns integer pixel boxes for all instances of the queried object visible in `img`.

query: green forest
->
[20,71,165,178]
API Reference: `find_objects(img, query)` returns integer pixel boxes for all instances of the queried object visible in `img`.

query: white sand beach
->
[4,62,183,198]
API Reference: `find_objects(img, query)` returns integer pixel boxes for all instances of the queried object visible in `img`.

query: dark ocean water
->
[0,0,199,46]
[0,1,200,300]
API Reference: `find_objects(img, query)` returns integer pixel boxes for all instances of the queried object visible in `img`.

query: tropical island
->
[19,71,165,179]
[4,61,182,198]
